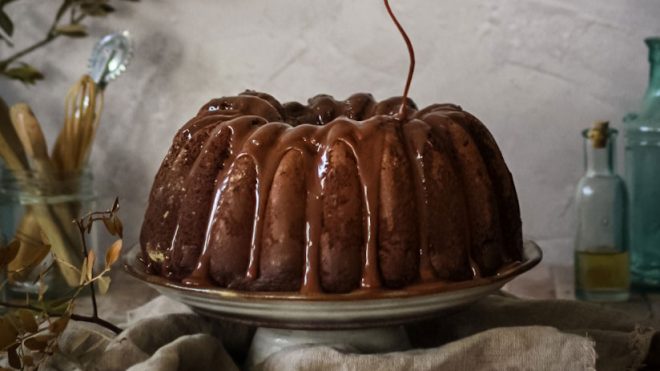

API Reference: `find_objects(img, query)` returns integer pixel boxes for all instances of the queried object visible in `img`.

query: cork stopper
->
[588,121,609,148]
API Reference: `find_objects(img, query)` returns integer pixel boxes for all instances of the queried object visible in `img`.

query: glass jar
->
[624,37,660,288]
[574,122,630,302]
[0,164,97,300]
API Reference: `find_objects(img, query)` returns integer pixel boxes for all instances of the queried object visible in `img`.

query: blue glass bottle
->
[625,37,660,288]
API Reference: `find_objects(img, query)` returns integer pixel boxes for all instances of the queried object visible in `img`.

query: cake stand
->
[125,240,542,368]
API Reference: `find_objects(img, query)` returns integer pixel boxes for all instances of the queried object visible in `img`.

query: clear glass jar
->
[0,164,97,300]
[574,123,630,302]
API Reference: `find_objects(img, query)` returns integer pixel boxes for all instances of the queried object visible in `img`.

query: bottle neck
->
[645,58,660,97]
[583,129,616,176]
[585,146,613,175]
[641,38,660,117]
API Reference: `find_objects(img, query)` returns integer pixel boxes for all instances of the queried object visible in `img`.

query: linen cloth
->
[46,294,658,371]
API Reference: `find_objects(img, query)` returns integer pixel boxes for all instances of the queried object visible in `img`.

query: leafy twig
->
[0,198,125,369]
[0,301,121,334]
[0,0,139,84]
[0,3,86,81]
[74,218,98,318]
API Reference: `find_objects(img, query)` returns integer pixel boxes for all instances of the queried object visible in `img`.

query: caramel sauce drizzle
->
[400,120,435,281]
[141,92,522,294]
[384,0,416,119]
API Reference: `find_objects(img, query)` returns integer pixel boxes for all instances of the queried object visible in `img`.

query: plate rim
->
[123,240,542,302]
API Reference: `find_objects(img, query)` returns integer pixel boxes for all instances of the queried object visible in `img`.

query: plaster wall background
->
[2,0,659,263]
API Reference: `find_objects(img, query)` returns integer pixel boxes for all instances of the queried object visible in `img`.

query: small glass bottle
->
[0,164,97,300]
[624,37,660,288]
[574,121,630,302]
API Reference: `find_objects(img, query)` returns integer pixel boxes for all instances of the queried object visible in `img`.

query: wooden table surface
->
[504,259,660,323]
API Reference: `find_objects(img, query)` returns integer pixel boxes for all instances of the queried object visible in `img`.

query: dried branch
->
[0,301,121,334]
[0,198,125,368]
[0,0,139,84]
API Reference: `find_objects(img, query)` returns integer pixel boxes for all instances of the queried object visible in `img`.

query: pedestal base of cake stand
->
[245,326,411,369]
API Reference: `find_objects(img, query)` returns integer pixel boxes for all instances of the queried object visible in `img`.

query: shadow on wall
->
[94,30,186,245]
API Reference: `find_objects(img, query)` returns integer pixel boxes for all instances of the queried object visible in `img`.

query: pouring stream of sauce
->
[384,0,416,120]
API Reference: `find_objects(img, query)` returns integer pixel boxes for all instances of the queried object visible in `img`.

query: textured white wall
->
[1,0,659,262]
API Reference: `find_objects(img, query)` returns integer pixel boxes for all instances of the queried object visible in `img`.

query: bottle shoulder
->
[578,173,625,183]
[624,107,660,130]
[576,175,626,198]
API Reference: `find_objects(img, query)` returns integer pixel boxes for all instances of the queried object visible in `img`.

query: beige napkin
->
[255,326,595,371]
[46,294,658,371]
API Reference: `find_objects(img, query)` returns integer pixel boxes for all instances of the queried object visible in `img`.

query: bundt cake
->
[139,91,523,295]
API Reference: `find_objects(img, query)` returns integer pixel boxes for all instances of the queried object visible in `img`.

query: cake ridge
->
[140,92,523,294]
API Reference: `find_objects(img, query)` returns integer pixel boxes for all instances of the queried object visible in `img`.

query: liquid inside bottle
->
[575,250,630,301]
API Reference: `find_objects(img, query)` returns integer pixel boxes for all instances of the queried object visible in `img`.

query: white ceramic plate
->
[124,241,542,329]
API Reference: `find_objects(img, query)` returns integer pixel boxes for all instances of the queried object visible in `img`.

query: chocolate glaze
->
[139,91,524,295]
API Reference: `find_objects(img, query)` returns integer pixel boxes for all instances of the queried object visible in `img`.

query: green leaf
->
[22,354,34,367]
[102,214,123,238]
[3,62,44,85]
[16,309,38,333]
[114,215,123,238]
[0,317,18,350]
[24,335,50,351]
[100,3,114,13]
[111,197,120,212]
[42,296,72,314]
[54,0,73,24]
[7,343,20,369]
[86,250,95,281]
[0,32,13,47]
[48,314,69,335]
[79,257,88,285]
[0,8,13,36]
[55,23,87,37]
[0,239,19,266]
[102,217,116,236]
[97,275,111,294]
[80,2,113,17]
[0,0,20,10]
[104,240,122,268]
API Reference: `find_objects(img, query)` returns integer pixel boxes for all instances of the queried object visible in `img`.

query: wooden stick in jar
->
[8,104,83,287]
[52,75,103,172]
[10,104,55,176]
[0,97,29,172]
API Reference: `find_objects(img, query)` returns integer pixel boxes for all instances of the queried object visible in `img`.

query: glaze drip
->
[139,92,524,294]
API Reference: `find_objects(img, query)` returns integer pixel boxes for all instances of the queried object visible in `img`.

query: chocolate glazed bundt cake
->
[139,91,523,295]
